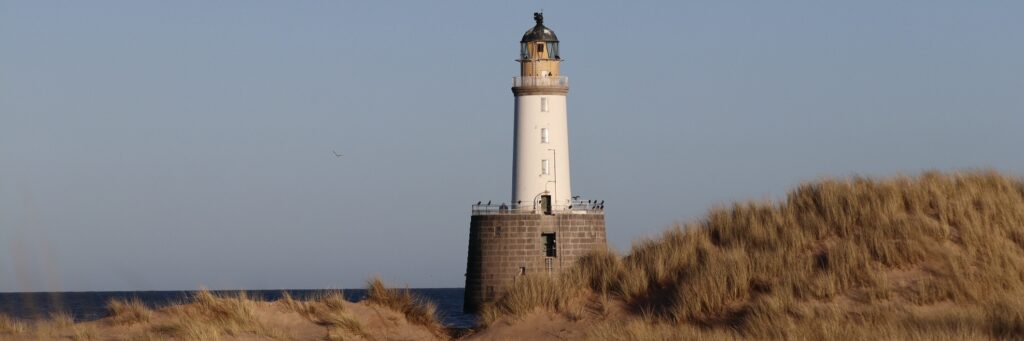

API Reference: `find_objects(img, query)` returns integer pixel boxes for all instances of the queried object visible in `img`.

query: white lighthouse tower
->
[464,13,606,313]
[512,12,572,211]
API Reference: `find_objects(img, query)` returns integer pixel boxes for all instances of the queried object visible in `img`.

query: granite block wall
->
[463,213,606,313]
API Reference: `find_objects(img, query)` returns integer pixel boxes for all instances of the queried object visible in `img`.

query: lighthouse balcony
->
[471,200,604,216]
[512,76,569,89]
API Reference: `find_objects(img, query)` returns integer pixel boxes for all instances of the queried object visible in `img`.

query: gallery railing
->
[471,199,604,215]
[512,76,569,88]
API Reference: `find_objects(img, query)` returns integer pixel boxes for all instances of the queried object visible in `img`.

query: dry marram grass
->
[0,314,27,335]
[148,290,288,339]
[0,283,444,340]
[483,170,1024,340]
[365,277,445,336]
[106,297,152,325]
[281,290,369,339]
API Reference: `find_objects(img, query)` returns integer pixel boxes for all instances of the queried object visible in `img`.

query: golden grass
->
[0,313,83,339]
[365,277,444,335]
[150,290,285,340]
[485,170,1024,339]
[0,281,445,340]
[106,297,152,325]
[479,274,582,326]
[281,290,368,338]
[34,312,76,336]
[0,314,27,335]
[478,250,622,326]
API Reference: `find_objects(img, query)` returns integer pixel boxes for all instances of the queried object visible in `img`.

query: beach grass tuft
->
[106,297,153,325]
[366,276,445,335]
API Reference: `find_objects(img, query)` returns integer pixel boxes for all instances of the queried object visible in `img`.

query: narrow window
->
[540,128,549,143]
[541,97,548,112]
[495,226,502,237]
[541,159,549,175]
[542,233,557,257]
[536,43,544,53]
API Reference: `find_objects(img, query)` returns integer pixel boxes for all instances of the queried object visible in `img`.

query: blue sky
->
[1,1,1022,292]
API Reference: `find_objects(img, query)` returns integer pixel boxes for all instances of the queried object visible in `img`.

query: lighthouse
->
[512,12,572,210]
[464,13,607,313]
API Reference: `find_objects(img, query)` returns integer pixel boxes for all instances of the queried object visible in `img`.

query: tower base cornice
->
[511,86,569,96]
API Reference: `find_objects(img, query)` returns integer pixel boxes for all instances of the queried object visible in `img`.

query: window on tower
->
[541,97,548,112]
[520,43,529,59]
[542,159,550,175]
[536,43,544,54]
[541,128,549,143]
[542,233,557,257]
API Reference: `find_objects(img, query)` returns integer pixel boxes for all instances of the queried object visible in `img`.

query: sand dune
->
[6,171,1024,340]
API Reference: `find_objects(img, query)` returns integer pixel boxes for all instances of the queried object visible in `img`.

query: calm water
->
[0,288,476,328]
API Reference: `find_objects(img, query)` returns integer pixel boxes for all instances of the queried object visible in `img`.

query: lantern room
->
[519,12,561,78]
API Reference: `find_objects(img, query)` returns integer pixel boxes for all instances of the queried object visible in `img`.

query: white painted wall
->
[512,94,572,209]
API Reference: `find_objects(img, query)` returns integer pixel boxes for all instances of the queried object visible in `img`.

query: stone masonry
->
[463,213,607,313]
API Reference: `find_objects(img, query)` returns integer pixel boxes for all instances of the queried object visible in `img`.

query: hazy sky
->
[2,1,1022,292]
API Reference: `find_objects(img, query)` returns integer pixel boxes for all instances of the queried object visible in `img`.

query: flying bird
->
[332,150,344,158]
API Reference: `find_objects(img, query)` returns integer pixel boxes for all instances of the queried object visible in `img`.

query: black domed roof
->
[521,12,558,43]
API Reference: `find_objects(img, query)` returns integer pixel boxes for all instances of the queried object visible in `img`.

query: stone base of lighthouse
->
[463,213,607,313]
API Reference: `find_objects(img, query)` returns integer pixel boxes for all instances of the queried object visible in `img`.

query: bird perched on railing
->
[476,201,482,206]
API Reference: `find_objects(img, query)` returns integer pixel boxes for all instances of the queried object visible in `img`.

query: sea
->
[0,288,476,328]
